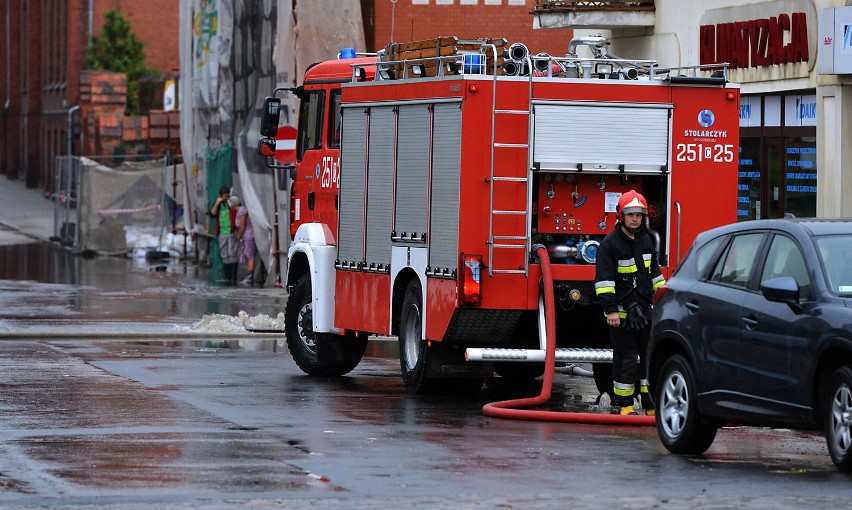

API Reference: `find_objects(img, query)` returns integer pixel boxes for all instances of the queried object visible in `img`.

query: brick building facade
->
[2,0,570,194]
[361,0,574,57]
[0,0,179,193]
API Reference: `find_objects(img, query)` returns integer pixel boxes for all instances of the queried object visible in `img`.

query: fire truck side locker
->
[336,93,471,336]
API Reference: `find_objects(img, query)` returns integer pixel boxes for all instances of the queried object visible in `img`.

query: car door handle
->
[742,316,758,329]
[685,301,699,312]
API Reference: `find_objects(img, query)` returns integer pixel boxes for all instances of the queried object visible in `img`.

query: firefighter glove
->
[626,302,649,331]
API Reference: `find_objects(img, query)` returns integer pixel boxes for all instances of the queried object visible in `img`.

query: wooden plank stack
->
[381,37,508,78]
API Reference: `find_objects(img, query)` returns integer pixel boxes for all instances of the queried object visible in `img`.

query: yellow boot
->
[619,405,638,416]
[641,393,655,417]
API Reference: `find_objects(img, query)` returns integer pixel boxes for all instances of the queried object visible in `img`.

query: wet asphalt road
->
[2,236,852,508]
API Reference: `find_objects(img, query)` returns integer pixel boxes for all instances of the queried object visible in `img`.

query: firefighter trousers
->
[610,324,653,409]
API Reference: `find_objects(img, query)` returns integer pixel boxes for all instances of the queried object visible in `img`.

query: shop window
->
[738,92,817,222]
[784,137,817,218]
[738,137,761,221]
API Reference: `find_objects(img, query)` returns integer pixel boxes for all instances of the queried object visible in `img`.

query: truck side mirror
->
[258,137,276,157]
[260,97,281,137]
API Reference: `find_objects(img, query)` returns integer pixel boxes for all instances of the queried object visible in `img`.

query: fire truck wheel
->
[398,280,483,395]
[398,280,432,394]
[285,274,366,376]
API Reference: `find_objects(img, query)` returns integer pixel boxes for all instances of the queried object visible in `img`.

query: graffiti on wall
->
[193,0,219,106]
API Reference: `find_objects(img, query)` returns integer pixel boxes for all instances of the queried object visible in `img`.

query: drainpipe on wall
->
[5,0,10,177]
[5,0,9,111]
[88,0,94,38]
[67,105,79,157]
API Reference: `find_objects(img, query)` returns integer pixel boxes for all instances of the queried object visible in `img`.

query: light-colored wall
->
[599,0,852,218]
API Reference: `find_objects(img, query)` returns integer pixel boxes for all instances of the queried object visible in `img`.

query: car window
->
[816,234,852,296]
[710,232,764,288]
[695,235,727,279]
[760,234,813,300]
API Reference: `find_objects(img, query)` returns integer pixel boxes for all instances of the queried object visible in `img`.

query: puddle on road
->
[0,240,288,333]
[19,431,341,494]
[0,339,344,496]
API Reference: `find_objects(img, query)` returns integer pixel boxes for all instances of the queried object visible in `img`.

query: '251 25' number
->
[675,143,734,163]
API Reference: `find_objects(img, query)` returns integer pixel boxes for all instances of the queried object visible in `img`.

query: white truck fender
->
[287,223,338,334]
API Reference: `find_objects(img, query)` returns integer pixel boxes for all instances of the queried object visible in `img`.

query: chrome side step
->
[464,296,613,364]
[465,347,613,363]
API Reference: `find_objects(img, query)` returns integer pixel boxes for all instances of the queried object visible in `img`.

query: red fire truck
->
[259,36,740,395]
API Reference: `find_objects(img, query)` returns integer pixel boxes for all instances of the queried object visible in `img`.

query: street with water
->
[1,178,851,508]
[0,175,852,509]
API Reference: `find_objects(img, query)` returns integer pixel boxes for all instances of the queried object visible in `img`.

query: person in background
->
[210,186,239,285]
[594,190,666,416]
[232,196,256,284]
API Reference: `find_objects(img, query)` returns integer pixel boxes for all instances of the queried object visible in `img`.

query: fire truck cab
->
[259,36,740,395]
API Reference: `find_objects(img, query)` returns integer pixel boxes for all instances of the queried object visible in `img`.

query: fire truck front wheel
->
[284,274,367,376]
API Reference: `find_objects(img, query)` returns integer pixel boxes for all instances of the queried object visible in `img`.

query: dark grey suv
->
[647,218,852,470]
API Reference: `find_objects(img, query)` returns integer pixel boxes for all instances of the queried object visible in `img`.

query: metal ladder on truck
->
[485,48,532,277]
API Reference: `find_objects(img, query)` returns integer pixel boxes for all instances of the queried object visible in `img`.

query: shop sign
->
[700,12,809,69]
[785,94,817,126]
[738,94,815,127]
[739,96,762,127]
[700,0,816,82]
[818,6,852,74]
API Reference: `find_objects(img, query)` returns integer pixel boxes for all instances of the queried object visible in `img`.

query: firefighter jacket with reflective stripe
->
[594,225,666,318]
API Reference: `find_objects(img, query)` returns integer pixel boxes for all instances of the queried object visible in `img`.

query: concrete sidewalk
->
[0,176,58,244]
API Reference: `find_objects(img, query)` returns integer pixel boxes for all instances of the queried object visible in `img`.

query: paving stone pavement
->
[0,176,57,244]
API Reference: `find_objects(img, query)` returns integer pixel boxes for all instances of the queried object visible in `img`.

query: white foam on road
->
[189,311,286,334]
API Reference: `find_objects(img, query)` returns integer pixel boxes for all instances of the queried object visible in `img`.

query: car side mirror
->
[260,97,282,137]
[761,276,803,314]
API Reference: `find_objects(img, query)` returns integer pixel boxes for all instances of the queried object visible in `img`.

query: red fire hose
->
[482,245,654,426]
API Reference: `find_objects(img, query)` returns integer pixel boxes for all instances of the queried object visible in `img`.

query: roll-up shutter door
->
[338,106,367,267]
[365,107,395,268]
[394,104,430,241]
[429,102,462,273]
[533,103,671,173]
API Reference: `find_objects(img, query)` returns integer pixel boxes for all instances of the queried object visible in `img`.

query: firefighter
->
[594,190,666,416]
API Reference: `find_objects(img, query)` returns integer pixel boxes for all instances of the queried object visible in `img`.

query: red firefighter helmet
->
[616,190,649,222]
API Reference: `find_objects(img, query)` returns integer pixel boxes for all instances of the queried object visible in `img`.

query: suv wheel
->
[656,354,717,455]
[825,366,852,471]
